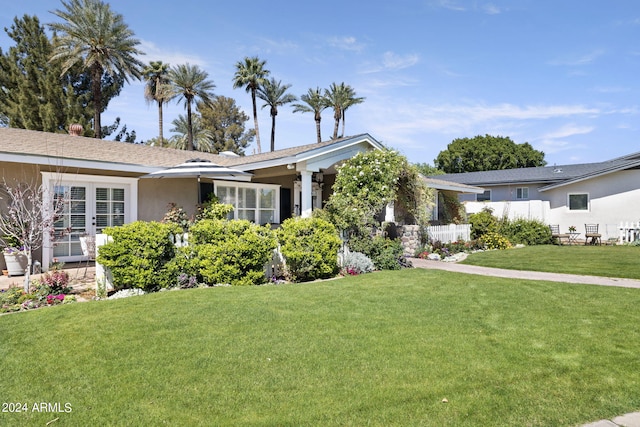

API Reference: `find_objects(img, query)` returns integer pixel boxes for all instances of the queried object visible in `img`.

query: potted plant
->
[2,235,28,276]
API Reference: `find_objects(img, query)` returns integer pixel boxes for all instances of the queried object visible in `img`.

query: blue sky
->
[2,1,640,167]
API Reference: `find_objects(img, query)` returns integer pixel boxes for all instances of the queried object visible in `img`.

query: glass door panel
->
[52,185,87,258]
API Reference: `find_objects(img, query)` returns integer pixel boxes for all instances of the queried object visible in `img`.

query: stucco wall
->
[460,170,640,241]
[138,178,198,221]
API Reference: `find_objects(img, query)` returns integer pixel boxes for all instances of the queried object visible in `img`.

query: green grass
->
[1,269,639,426]
[462,244,640,279]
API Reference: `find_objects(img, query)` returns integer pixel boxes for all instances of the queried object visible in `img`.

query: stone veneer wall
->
[399,225,422,256]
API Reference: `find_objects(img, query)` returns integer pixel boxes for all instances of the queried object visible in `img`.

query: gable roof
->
[0,128,381,173]
[433,153,640,192]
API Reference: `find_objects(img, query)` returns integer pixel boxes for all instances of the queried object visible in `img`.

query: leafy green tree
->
[232,56,269,153]
[324,82,364,139]
[435,134,546,173]
[49,0,145,139]
[143,60,171,144]
[198,96,254,155]
[167,63,216,151]
[0,15,92,132]
[292,87,328,143]
[415,163,444,176]
[256,77,297,152]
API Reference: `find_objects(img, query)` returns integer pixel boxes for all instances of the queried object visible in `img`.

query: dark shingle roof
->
[432,153,640,189]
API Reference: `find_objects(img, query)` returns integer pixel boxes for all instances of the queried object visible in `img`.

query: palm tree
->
[338,84,364,138]
[167,114,214,152]
[324,82,347,140]
[232,56,269,153]
[167,63,215,151]
[292,87,328,143]
[256,78,297,152]
[143,61,171,144]
[49,0,145,139]
[324,82,365,139]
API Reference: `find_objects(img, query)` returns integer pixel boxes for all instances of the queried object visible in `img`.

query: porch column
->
[385,201,395,222]
[300,170,313,218]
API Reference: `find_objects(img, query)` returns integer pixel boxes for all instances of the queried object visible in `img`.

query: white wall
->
[461,170,640,241]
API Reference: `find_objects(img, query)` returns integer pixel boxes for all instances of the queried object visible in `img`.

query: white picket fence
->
[619,222,640,244]
[426,224,471,243]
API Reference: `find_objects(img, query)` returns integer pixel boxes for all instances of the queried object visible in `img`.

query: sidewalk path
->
[410,257,640,427]
[409,257,640,289]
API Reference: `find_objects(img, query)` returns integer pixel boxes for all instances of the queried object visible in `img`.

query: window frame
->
[516,187,529,200]
[476,189,491,202]
[214,181,280,225]
[568,193,589,211]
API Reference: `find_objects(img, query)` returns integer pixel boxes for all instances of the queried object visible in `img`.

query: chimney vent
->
[69,123,83,136]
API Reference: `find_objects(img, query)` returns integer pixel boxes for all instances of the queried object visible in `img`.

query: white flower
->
[359,171,364,176]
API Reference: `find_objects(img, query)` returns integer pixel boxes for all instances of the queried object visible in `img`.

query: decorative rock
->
[427,253,441,261]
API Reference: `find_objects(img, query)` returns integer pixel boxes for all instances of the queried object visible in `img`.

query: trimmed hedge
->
[188,219,277,286]
[97,221,182,292]
[278,217,342,282]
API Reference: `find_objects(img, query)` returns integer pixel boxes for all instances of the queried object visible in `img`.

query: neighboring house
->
[433,151,640,241]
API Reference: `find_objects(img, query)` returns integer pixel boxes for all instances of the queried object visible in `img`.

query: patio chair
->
[584,224,601,245]
[79,234,96,277]
[549,225,569,245]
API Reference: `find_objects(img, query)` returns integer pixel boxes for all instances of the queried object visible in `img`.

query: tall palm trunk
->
[158,102,164,145]
[251,88,261,153]
[270,106,277,152]
[186,99,194,151]
[332,109,341,140]
[91,63,103,138]
[315,115,322,143]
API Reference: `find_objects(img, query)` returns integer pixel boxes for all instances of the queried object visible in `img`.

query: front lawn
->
[1,269,639,426]
[461,245,640,279]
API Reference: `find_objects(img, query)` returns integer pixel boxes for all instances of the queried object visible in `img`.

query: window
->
[476,190,491,202]
[568,193,588,211]
[215,182,279,225]
[516,187,529,200]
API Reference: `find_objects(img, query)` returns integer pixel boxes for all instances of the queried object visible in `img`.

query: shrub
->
[97,221,182,292]
[501,218,553,245]
[278,217,342,282]
[480,232,512,250]
[469,207,498,239]
[349,235,409,270]
[340,250,375,275]
[189,219,277,286]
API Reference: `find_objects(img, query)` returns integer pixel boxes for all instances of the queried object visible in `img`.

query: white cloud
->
[382,51,420,70]
[550,49,605,66]
[327,36,364,52]
[139,39,208,67]
[482,3,501,15]
[539,123,594,140]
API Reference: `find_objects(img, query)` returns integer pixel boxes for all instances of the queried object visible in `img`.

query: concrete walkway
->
[410,257,640,289]
[410,257,640,427]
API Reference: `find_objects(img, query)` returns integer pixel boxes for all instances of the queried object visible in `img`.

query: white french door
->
[52,184,128,260]
[42,173,138,266]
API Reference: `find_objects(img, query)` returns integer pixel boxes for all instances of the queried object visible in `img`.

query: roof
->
[0,128,381,173]
[422,176,484,194]
[432,152,640,191]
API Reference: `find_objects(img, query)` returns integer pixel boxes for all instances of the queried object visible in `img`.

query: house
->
[1,128,391,269]
[0,127,484,271]
[433,151,640,241]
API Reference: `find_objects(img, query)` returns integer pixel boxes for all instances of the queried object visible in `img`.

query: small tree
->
[0,179,64,291]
